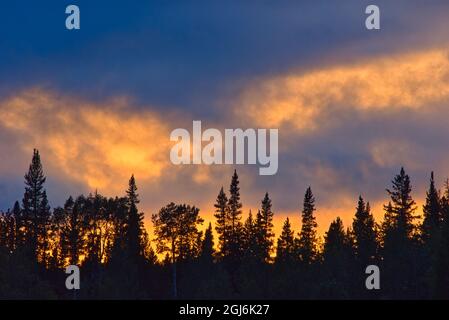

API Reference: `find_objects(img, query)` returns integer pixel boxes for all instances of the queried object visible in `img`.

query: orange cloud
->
[0,88,172,194]
[236,48,449,131]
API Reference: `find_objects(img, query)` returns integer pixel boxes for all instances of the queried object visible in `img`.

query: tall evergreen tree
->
[382,168,419,298]
[214,187,229,257]
[321,217,355,298]
[385,167,417,244]
[243,210,258,259]
[275,218,295,264]
[255,193,275,262]
[22,149,50,262]
[227,170,244,259]
[421,172,441,244]
[125,175,146,262]
[352,196,377,264]
[323,217,347,262]
[200,223,215,264]
[297,187,318,264]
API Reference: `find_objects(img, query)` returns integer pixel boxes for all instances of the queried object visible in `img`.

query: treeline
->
[1,149,449,299]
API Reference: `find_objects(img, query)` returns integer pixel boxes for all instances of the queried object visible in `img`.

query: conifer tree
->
[214,187,229,257]
[22,149,50,261]
[421,172,441,244]
[352,196,377,263]
[298,187,318,264]
[324,217,346,262]
[125,175,146,262]
[255,193,274,262]
[385,167,417,243]
[276,218,295,264]
[243,210,258,259]
[227,170,244,259]
[200,223,215,264]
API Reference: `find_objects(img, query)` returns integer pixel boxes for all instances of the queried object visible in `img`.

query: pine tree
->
[214,187,229,257]
[276,218,295,264]
[421,172,441,244]
[321,217,355,298]
[243,210,258,259]
[200,223,215,264]
[323,217,346,262]
[125,175,146,262]
[298,187,318,264]
[385,167,417,243]
[255,193,275,262]
[227,170,244,259]
[22,149,50,262]
[382,168,418,298]
[352,196,377,263]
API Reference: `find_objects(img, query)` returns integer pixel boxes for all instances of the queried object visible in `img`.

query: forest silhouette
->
[1,149,449,299]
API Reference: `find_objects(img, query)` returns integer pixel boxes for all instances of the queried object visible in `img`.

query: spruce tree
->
[214,187,229,257]
[276,218,295,264]
[200,223,215,264]
[255,193,274,262]
[324,217,346,262]
[385,167,417,243]
[382,168,418,298]
[22,149,49,261]
[421,172,441,244]
[298,187,318,264]
[227,170,244,259]
[352,196,377,263]
[125,175,145,262]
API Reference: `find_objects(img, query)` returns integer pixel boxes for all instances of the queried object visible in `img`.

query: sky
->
[2,1,449,238]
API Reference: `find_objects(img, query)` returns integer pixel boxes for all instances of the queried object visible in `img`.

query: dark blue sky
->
[1,0,439,113]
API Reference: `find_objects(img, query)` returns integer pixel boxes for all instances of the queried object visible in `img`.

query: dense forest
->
[1,149,449,299]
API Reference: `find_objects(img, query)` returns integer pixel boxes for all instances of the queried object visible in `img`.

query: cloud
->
[235,48,449,132]
[0,89,172,194]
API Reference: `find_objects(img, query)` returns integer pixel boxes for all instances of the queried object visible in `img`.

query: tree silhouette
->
[421,172,442,244]
[125,175,146,262]
[255,193,275,263]
[385,167,417,243]
[21,149,49,262]
[243,210,258,260]
[227,170,244,260]
[276,218,295,264]
[352,196,377,264]
[199,223,214,265]
[297,187,318,264]
[152,202,203,298]
[59,196,85,266]
[4,149,449,299]
[214,187,229,257]
[321,217,355,298]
